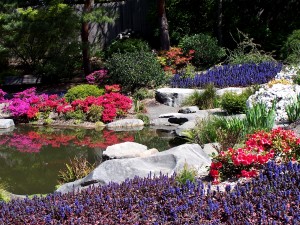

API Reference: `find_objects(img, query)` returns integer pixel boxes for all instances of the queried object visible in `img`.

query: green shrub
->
[175,163,197,185]
[57,156,95,184]
[87,105,103,122]
[64,110,86,121]
[136,113,150,126]
[133,88,154,100]
[292,70,300,85]
[105,38,150,59]
[183,83,216,109]
[64,84,104,102]
[285,95,300,123]
[220,89,253,114]
[227,31,275,65]
[107,51,165,92]
[179,33,226,69]
[281,29,300,64]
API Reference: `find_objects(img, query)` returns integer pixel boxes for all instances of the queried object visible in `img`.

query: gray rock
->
[159,111,209,125]
[106,119,144,130]
[0,119,14,129]
[155,88,203,107]
[178,106,199,114]
[150,118,178,127]
[202,143,219,157]
[175,120,196,136]
[0,125,14,135]
[103,142,148,159]
[0,103,11,118]
[216,87,246,96]
[56,144,211,194]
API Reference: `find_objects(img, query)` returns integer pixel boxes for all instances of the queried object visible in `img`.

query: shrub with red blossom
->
[210,128,300,183]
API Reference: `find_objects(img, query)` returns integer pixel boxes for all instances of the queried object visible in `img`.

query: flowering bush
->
[210,128,300,184]
[157,47,194,74]
[69,92,132,122]
[105,84,121,93]
[85,69,108,84]
[0,89,7,103]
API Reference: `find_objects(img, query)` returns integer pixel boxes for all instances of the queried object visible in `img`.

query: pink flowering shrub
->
[2,85,131,123]
[0,89,7,103]
[86,69,108,84]
[210,128,300,184]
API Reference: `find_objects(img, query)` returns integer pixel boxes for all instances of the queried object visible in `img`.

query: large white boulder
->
[103,142,150,159]
[0,119,14,129]
[56,144,211,194]
[247,84,300,121]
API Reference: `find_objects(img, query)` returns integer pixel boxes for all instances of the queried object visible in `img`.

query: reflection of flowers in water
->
[0,130,134,153]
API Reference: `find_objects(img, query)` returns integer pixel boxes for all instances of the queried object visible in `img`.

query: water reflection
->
[0,125,176,195]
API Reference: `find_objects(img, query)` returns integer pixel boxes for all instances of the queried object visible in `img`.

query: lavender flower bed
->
[1,161,299,224]
[171,62,283,88]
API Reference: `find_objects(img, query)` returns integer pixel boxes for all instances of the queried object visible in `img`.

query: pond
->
[0,125,182,195]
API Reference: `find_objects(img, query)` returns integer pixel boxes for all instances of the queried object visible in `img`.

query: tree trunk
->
[158,0,170,50]
[216,0,223,45]
[81,0,94,75]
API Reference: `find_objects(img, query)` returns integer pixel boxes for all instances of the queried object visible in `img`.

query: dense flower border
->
[0,86,132,123]
[210,128,300,183]
[0,161,299,224]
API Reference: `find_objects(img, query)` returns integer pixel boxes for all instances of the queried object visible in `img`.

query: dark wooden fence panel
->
[85,0,152,48]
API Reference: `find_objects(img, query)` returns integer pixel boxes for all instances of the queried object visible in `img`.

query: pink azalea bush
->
[86,69,108,84]
[0,85,132,123]
[210,128,300,184]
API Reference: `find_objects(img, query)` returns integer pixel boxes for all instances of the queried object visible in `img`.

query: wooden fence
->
[82,0,152,48]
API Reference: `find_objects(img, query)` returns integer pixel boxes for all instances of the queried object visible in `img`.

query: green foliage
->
[175,163,197,185]
[183,83,216,109]
[133,99,146,113]
[183,116,245,149]
[183,116,228,145]
[179,33,226,69]
[0,182,9,202]
[285,95,300,123]
[227,31,275,65]
[136,113,150,126]
[220,89,253,114]
[105,38,150,59]
[245,101,276,133]
[133,88,153,101]
[293,70,300,85]
[107,51,165,92]
[64,84,104,103]
[281,29,300,64]
[57,156,95,185]
[64,110,86,121]
[0,2,81,81]
[87,105,103,123]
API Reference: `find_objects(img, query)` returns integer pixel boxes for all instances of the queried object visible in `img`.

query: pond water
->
[0,125,182,195]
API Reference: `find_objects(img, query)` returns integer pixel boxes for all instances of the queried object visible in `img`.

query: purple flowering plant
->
[86,69,108,84]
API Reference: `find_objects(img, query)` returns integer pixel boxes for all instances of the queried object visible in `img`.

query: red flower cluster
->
[157,47,194,74]
[210,128,300,184]
[105,84,121,93]
[69,92,132,122]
